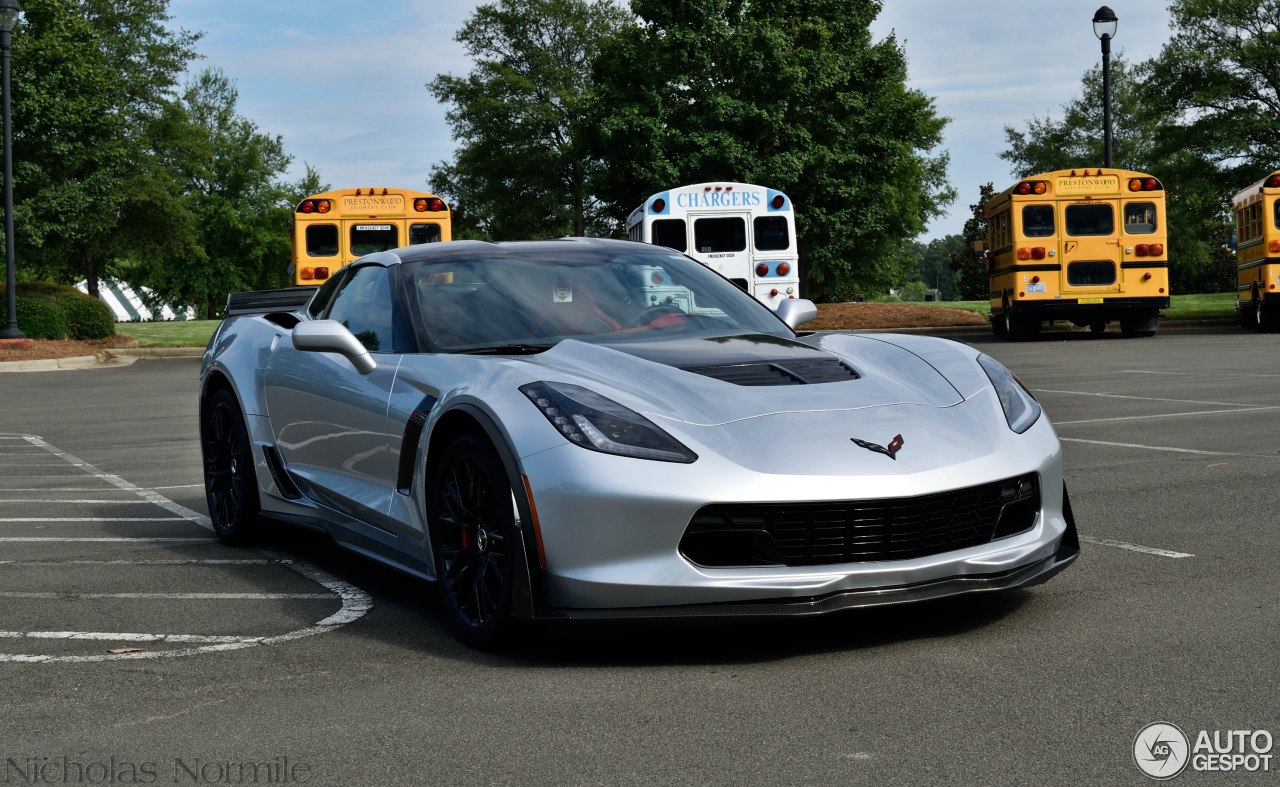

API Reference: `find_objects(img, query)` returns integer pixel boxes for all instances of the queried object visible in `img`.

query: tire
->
[1256,292,1279,333]
[1239,296,1257,329]
[201,388,263,546]
[1120,312,1159,338]
[990,307,1006,335]
[1089,321,1106,334]
[1004,301,1039,341]
[428,433,519,648]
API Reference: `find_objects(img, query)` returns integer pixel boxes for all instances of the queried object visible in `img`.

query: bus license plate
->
[1026,283,1046,293]
[1078,297,1104,304]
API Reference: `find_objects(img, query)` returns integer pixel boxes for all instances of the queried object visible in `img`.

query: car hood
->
[521,332,971,426]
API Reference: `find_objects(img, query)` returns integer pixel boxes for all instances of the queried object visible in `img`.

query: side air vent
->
[261,444,302,500]
[686,358,858,387]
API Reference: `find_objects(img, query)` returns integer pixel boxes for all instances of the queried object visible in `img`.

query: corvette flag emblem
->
[851,434,904,460]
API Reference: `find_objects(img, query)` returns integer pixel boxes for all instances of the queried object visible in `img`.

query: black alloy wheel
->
[430,433,518,647]
[202,388,262,545]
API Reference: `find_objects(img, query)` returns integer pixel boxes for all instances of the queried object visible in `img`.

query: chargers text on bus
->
[290,188,452,286]
[627,182,798,309]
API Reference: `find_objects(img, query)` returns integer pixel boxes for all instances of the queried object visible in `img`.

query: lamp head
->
[1093,5,1118,40]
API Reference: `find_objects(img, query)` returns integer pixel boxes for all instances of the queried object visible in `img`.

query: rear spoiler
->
[225,287,318,317]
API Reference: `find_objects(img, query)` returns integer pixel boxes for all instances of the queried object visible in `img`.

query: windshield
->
[402,245,793,352]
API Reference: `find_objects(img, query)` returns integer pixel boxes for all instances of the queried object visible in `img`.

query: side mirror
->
[776,298,818,329]
[292,320,377,374]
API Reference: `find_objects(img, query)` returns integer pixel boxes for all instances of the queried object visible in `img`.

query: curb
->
[0,346,202,373]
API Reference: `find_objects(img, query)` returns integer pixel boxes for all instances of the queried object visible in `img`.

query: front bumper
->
[552,535,1078,621]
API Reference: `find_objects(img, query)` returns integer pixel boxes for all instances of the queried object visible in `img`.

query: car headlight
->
[976,354,1041,434]
[519,382,698,463]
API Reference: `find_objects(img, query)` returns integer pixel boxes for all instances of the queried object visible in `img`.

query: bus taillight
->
[771,195,785,209]
[756,263,769,277]
[414,198,446,212]
[1144,179,1160,190]
[1268,175,1280,188]
[313,267,330,280]
[1269,240,1280,252]
[1135,244,1150,256]
[1030,247,1045,259]
[1149,243,1164,256]
[316,200,331,213]
[651,198,665,212]
[1014,181,1046,195]
[299,200,315,213]
[776,262,790,276]
[300,267,314,279]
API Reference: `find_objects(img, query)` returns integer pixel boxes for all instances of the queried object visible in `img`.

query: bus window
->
[1021,206,1054,237]
[1124,203,1157,234]
[1065,204,1114,236]
[350,224,399,255]
[1067,261,1116,286]
[693,217,746,253]
[306,224,339,257]
[652,219,688,252]
[753,216,790,250]
[410,223,442,245]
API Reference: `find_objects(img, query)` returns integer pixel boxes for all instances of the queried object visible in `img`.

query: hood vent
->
[686,358,858,387]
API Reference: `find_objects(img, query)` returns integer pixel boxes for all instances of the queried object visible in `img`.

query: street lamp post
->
[0,0,24,345]
[1093,6,1118,169]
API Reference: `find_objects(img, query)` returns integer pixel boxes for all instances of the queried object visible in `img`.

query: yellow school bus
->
[986,169,1169,339]
[1230,172,1280,331]
[290,188,452,285]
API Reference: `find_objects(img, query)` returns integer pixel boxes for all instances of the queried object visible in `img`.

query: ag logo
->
[850,434,904,460]
[1134,722,1189,779]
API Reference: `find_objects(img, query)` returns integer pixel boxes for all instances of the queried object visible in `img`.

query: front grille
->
[680,475,1039,567]
[686,358,858,386]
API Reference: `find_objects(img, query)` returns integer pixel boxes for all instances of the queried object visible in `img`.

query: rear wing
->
[225,287,318,317]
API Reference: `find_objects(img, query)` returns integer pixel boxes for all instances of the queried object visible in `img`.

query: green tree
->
[428,0,629,240]
[144,69,295,318]
[8,0,199,296]
[586,0,954,300]
[947,183,993,302]
[915,234,964,300]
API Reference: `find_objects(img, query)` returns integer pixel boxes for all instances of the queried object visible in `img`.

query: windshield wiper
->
[458,343,553,355]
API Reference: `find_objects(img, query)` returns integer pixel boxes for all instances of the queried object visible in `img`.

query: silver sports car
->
[200,238,1078,646]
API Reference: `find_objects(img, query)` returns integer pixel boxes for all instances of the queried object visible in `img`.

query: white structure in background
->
[74,277,196,322]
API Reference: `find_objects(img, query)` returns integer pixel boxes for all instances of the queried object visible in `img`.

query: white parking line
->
[1033,389,1262,408]
[1059,438,1239,456]
[20,435,212,529]
[1080,536,1194,559]
[1054,407,1279,425]
[0,559,274,565]
[0,537,213,542]
[0,631,266,644]
[1125,369,1280,379]
[0,500,185,504]
[0,517,189,522]
[0,592,335,600]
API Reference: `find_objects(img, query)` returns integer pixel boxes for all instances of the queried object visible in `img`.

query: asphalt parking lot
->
[1,328,1276,786]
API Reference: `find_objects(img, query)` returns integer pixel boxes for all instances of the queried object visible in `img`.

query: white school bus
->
[626,182,799,309]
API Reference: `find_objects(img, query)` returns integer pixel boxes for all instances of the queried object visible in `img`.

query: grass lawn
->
[916,293,1236,321]
[117,320,220,347]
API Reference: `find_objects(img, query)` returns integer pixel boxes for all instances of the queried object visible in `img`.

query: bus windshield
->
[403,247,791,352]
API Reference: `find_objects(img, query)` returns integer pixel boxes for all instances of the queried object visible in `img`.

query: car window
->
[1021,205,1054,237]
[1124,202,1157,234]
[308,269,345,318]
[1064,204,1114,236]
[403,247,792,351]
[326,266,395,353]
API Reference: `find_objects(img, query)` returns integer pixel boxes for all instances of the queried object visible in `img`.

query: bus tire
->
[1088,321,1106,334]
[1255,290,1279,333]
[1120,312,1159,338]
[1004,303,1038,340]
[1239,295,1257,328]
[991,307,1006,335]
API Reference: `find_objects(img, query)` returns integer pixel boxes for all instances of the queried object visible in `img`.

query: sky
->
[168,0,1175,239]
